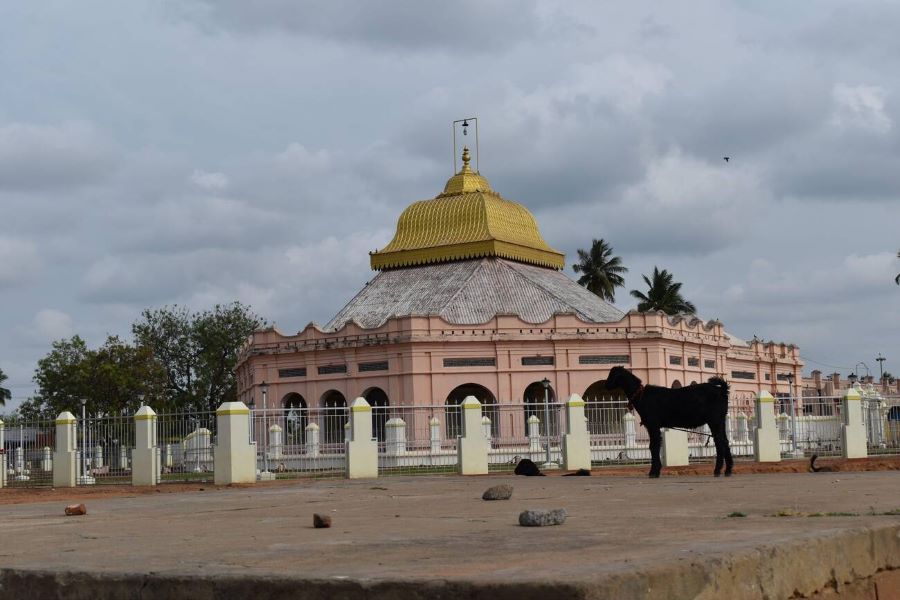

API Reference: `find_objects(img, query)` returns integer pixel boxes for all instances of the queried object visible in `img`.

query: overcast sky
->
[2,1,899,410]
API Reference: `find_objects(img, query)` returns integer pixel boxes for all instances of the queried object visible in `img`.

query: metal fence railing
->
[250,407,347,479]
[156,411,216,483]
[864,394,900,456]
[1,417,56,488]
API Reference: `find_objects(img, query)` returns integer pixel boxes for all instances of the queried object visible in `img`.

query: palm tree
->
[0,367,11,407]
[572,238,628,302]
[630,267,697,315]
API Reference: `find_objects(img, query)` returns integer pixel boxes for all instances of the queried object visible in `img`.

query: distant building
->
[236,147,802,440]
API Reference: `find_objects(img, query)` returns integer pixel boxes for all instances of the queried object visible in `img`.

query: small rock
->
[313,513,332,528]
[64,504,87,516]
[482,484,513,501]
[518,508,567,527]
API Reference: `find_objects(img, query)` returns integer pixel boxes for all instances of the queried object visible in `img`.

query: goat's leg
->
[647,427,662,478]
[710,423,733,477]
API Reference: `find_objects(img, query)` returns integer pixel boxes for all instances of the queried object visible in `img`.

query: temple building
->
[235,147,802,441]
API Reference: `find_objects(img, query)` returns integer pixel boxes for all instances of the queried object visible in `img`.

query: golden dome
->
[370,148,565,271]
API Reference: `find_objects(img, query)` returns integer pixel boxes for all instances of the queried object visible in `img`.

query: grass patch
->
[727,511,747,518]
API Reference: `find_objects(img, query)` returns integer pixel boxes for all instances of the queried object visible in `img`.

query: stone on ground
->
[482,484,513,500]
[519,508,567,527]
[64,503,87,516]
[313,513,332,528]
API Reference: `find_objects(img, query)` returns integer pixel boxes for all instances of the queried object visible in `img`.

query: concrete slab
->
[1,472,899,599]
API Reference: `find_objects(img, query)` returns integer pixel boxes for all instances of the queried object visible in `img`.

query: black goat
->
[605,366,733,478]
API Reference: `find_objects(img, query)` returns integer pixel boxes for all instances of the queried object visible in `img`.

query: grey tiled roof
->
[324,258,625,331]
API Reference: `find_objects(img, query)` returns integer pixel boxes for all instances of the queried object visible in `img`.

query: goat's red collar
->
[626,384,644,411]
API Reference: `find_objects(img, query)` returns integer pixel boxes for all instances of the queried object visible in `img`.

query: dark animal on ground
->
[605,366,733,479]
[513,457,545,476]
[563,469,591,476]
[809,455,836,472]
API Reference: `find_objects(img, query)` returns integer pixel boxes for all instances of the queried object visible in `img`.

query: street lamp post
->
[784,373,802,458]
[876,354,886,383]
[259,381,272,479]
[541,378,552,466]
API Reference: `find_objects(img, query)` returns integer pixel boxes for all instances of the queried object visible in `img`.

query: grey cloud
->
[175,0,540,53]
[0,121,116,191]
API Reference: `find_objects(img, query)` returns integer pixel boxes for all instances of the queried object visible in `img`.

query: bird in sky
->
[723,156,730,163]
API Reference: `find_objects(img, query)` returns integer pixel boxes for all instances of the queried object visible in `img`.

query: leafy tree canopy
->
[629,266,697,315]
[0,366,11,407]
[572,238,628,302]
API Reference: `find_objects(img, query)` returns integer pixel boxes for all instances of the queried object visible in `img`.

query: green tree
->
[133,302,266,413]
[572,238,628,302]
[27,335,167,418]
[0,366,11,406]
[630,266,697,315]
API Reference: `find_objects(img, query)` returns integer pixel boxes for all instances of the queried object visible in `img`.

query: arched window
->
[583,380,628,435]
[445,384,497,439]
[672,380,682,389]
[320,390,347,445]
[363,387,390,442]
[281,393,308,445]
[523,381,558,436]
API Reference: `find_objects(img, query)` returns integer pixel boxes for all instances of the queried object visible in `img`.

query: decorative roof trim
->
[371,239,565,271]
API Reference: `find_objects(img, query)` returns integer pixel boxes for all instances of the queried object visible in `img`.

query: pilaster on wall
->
[841,387,867,459]
[346,397,378,479]
[53,411,78,488]
[132,405,159,486]
[754,391,781,462]
[457,396,488,475]
[214,401,256,485]
[561,394,591,471]
[661,428,689,466]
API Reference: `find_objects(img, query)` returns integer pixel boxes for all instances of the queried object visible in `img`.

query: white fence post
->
[527,415,542,456]
[53,411,78,487]
[119,447,128,470]
[562,394,591,471]
[0,418,5,489]
[305,423,320,457]
[841,387,867,459]
[132,405,159,486]
[481,416,492,444]
[214,401,256,485]
[93,444,103,469]
[754,391,781,462]
[736,413,749,444]
[385,418,407,456]
[42,447,53,472]
[268,424,284,459]
[661,428,689,466]
[457,396,488,475]
[346,397,378,479]
[623,412,636,448]
[429,417,441,453]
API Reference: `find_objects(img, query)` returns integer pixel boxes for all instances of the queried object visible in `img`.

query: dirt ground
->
[2,454,898,505]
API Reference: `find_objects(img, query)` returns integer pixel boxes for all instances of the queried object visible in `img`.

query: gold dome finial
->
[461,146,471,171]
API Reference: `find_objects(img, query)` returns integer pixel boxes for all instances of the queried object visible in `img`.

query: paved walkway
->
[1,472,899,598]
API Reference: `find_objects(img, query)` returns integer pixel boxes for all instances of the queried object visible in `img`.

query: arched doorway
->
[582,380,628,435]
[523,381,558,436]
[363,387,389,442]
[281,393,308,445]
[320,390,347,445]
[672,380,683,389]
[445,384,498,439]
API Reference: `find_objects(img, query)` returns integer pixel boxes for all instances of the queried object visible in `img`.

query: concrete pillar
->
[841,387,867,459]
[429,417,441,453]
[481,415,492,443]
[268,424,284,459]
[344,420,351,443]
[385,418,406,456]
[754,391,781,462]
[132,405,159,486]
[163,444,173,469]
[346,397,378,479]
[119,447,128,470]
[53,411,78,487]
[776,413,790,440]
[42,447,53,472]
[661,428,689,467]
[305,423,320,457]
[527,415,542,455]
[93,444,103,469]
[214,401,257,485]
[0,419,5,488]
[457,396,488,475]
[736,413,749,444]
[562,394,591,471]
[623,412,636,448]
